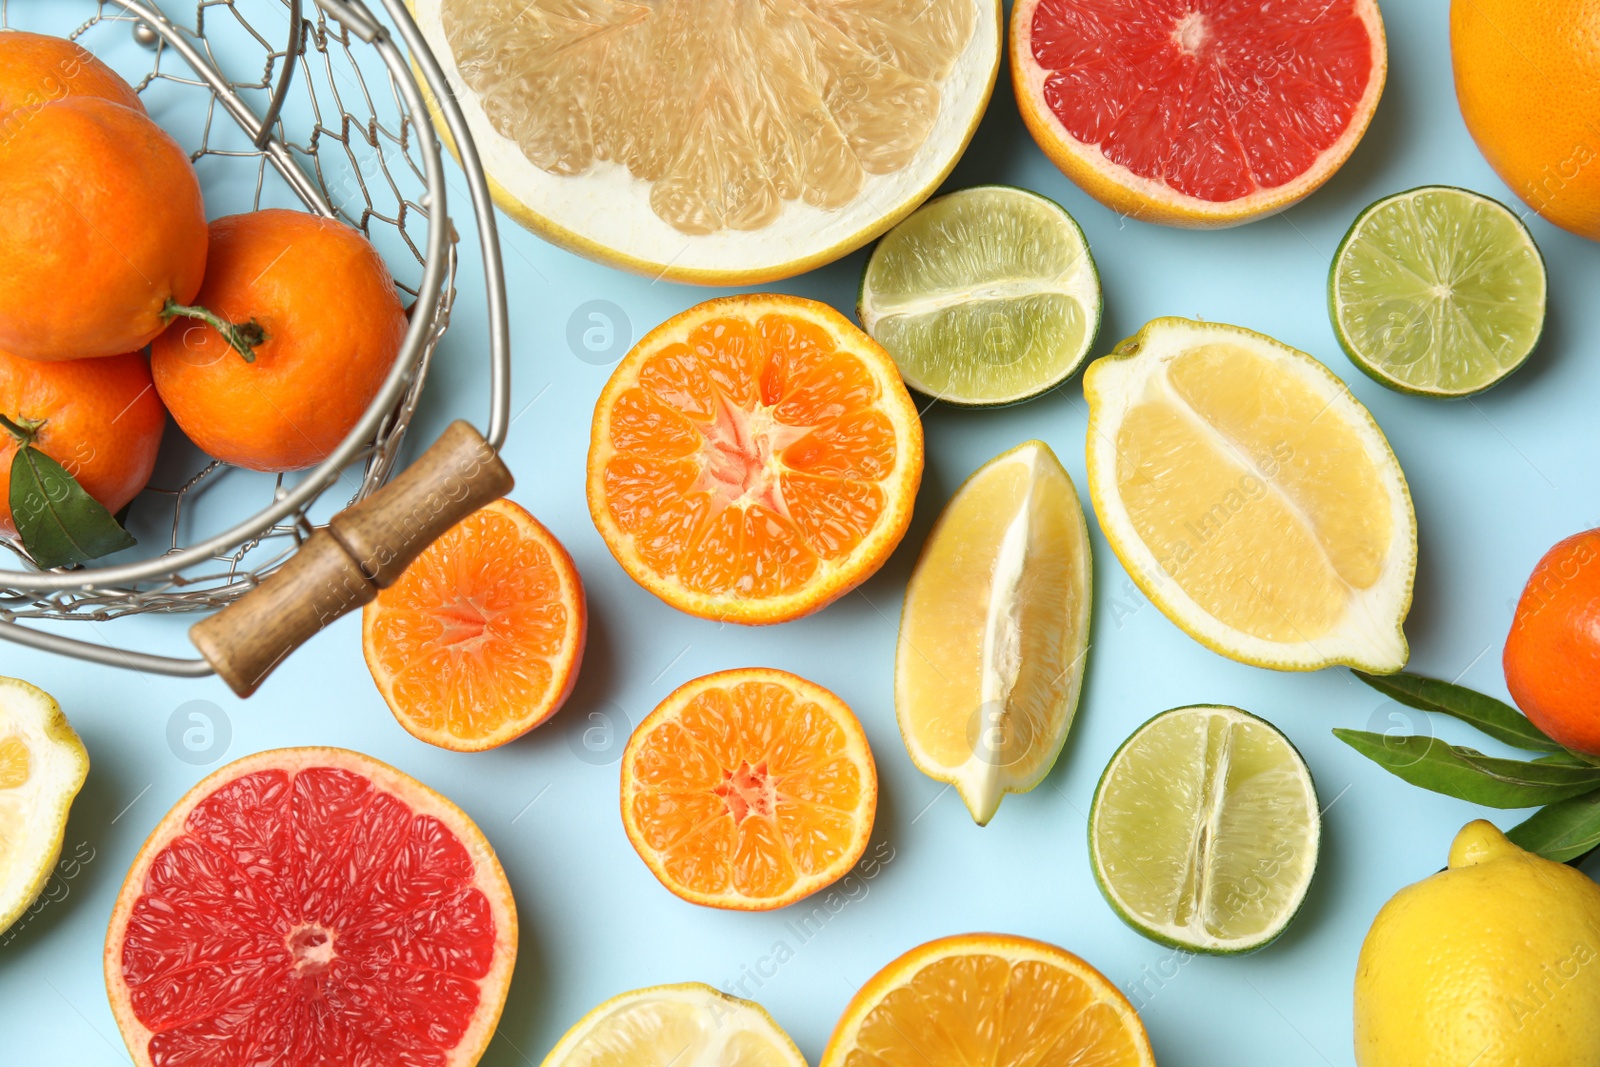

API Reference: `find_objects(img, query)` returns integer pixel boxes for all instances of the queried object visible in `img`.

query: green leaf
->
[1507,791,1600,863]
[1353,670,1561,752]
[1333,729,1600,808]
[9,445,135,568]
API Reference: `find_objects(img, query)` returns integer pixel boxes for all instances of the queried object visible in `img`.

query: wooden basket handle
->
[190,420,514,697]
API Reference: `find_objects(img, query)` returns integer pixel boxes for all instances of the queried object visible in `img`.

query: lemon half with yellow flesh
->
[0,676,88,935]
[1084,318,1415,672]
[538,983,806,1067]
[896,440,1092,824]
[413,0,1002,285]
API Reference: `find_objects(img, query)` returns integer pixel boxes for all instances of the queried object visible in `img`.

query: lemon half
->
[539,983,806,1067]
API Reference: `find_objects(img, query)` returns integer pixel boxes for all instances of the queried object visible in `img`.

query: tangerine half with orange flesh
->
[363,498,587,752]
[620,668,877,911]
[587,294,923,624]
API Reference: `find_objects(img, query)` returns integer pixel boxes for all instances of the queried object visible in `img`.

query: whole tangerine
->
[0,30,144,118]
[0,347,167,537]
[0,96,207,361]
[1504,527,1600,755]
[1452,0,1600,240]
[150,209,408,472]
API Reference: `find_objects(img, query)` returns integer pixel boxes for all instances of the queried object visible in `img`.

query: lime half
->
[858,186,1101,406]
[1329,186,1547,397]
[1089,705,1319,955]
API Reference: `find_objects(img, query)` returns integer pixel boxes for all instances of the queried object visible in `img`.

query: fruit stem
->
[162,299,267,363]
[0,413,45,447]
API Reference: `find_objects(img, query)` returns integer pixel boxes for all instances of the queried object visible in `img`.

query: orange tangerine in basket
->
[0,30,145,117]
[150,209,408,472]
[363,498,587,752]
[620,668,877,911]
[587,295,923,624]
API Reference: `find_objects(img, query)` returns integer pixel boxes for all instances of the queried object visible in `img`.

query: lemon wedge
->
[1084,318,1415,672]
[539,983,805,1067]
[0,676,88,935]
[895,440,1091,824]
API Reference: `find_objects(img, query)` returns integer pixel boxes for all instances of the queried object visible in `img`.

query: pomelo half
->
[105,747,516,1067]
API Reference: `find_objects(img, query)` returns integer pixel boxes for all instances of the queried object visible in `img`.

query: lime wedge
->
[858,186,1101,406]
[1329,186,1547,397]
[1089,705,1319,955]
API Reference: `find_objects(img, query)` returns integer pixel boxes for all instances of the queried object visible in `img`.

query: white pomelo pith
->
[411,0,1001,284]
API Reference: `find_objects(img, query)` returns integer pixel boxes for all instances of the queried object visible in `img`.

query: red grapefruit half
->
[1012,0,1387,227]
[104,748,517,1067]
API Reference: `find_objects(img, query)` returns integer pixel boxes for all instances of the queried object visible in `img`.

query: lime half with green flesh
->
[858,185,1101,406]
[1329,186,1547,397]
[1089,705,1319,955]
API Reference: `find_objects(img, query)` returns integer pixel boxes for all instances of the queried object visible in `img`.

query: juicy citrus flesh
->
[1024,0,1374,203]
[0,677,87,935]
[106,748,515,1067]
[822,934,1155,1067]
[543,984,806,1067]
[1091,706,1319,953]
[896,441,1091,824]
[589,295,923,623]
[1085,319,1414,670]
[1331,186,1547,396]
[364,499,586,751]
[621,669,876,910]
[859,186,1100,404]
[440,0,975,237]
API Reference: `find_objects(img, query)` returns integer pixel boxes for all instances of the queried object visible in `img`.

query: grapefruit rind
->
[0,677,88,936]
[103,747,517,1067]
[539,983,807,1067]
[587,294,924,625]
[619,668,878,912]
[1009,0,1387,228]
[1083,318,1415,673]
[409,0,1002,285]
[361,499,589,752]
[820,932,1156,1067]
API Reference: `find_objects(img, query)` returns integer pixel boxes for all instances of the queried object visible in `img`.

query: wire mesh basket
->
[0,0,513,691]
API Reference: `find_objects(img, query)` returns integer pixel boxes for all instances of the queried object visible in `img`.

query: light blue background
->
[3,1,1598,1064]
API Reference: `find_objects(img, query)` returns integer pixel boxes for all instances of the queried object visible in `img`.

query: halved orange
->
[587,294,923,624]
[620,668,877,911]
[362,498,587,752]
[822,933,1156,1067]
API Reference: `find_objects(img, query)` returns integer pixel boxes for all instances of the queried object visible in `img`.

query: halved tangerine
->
[363,498,587,752]
[588,294,923,624]
[105,747,516,1067]
[620,668,877,911]
[1011,0,1386,226]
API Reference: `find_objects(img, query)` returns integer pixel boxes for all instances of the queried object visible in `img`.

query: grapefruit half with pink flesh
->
[104,747,516,1067]
[1011,0,1386,227]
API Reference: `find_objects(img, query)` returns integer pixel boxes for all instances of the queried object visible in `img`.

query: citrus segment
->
[589,295,922,624]
[858,185,1101,404]
[540,984,806,1067]
[105,747,516,1067]
[413,0,1000,282]
[1084,318,1415,672]
[821,933,1155,1067]
[1330,186,1548,397]
[1012,0,1386,226]
[363,498,587,752]
[0,677,88,936]
[620,668,877,911]
[896,441,1091,824]
[1090,705,1320,954]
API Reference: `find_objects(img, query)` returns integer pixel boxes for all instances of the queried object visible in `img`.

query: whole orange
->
[0,97,207,361]
[0,347,167,536]
[150,210,407,472]
[0,30,144,118]
[1504,528,1600,755]
[1451,0,1600,240]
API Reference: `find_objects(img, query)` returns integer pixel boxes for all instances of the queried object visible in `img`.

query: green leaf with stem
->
[1353,670,1562,752]
[1507,791,1600,863]
[5,416,135,568]
[1333,729,1600,808]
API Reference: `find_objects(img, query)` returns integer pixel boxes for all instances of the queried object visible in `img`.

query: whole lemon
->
[1451,0,1600,240]
[1354,820,1600,1066]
